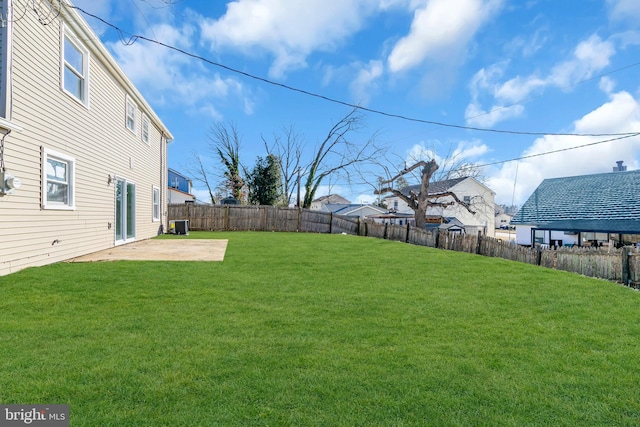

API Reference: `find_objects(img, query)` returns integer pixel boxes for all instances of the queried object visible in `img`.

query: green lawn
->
[1,232,639,426]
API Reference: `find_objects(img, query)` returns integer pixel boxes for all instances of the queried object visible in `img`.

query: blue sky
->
[73,0,640,205]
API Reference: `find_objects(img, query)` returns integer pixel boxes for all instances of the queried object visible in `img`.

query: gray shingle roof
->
[511,169,640,233]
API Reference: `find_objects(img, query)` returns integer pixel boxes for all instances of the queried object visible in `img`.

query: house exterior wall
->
[310,194,350,210]
[168,169,192,194]
[340,206,385,219]
[495,213,512,227]
[168,188,196,204]
[385,178,496,237]
[0,2,171,275]
[550,230,579,246]
[515,225,533,246]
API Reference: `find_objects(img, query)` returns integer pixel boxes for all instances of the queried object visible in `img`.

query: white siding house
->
[511,169,640,248]
[384,177,496,237]
[0,1,173,275]
[310,194,350,210]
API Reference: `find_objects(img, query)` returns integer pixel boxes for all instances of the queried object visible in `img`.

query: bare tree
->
[263,125,304,206]
[302,108,381,208]
[185,152,216,204]
[208,122,245,201]
[375,159,474,229]
[404,143,486,183]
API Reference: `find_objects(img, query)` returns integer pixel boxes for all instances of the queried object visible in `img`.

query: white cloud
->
[108,21,246,114]
[464,103,525,128]
[607,0,640,25]
[598,77,616,95]
[349,60,384,105]
[350,193,374,204]
[405,140,490,174]
[199,0,376,78]
[387,0,504,73]
[466,35,616,127]
[488,90,640,205]
[310,184,349,201]
[547,35,615,87]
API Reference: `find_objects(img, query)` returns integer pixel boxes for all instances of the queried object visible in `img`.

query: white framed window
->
[142,113,150,144]
[126,95,137,133]
[61,26,89,106]
[152,186,160,221]
[42,147,75,210]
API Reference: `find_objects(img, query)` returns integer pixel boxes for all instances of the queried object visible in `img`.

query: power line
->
[68,4,639,139]
[466,132,640,170]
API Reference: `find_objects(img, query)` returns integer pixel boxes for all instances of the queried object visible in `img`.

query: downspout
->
[160,131,166,234]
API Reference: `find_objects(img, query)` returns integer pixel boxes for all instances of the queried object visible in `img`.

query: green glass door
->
[115,178,135,244]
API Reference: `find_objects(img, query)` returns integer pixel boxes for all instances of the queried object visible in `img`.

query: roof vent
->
[613,160,627,172]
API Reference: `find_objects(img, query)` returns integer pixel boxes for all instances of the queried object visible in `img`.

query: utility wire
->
[68,4,638,139]
[462,132,640,170]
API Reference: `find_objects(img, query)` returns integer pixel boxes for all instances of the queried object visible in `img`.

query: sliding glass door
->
[115,178,136,244]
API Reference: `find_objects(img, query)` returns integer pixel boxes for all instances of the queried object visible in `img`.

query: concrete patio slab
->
[68,239,228,262]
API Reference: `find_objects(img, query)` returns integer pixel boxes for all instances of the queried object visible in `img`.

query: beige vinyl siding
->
[0,5,170,275]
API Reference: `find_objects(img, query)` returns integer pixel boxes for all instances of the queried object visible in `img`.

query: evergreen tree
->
[248,154,282,205]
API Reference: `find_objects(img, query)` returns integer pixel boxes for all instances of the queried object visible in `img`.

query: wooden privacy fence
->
[169,204,640,288]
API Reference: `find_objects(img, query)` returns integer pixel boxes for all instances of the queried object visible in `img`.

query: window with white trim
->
[126,95,137,133]
[152,186,160,221]
[62,28,89,105]
[142,113,150,143]
[42,148,75,210]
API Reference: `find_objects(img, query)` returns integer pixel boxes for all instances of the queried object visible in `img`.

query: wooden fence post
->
[406,223,410,243]
[262,206,267,231]
[383,223,388,240]
[224,205,229,231]
[622,247,630,287]
[536,247,542,266]
[329,212,333,234]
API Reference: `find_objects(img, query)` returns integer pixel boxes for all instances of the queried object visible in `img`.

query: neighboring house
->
[310,194,350,210]
[425,217,466,234]
[384,177,496,237]
[368,212,415,226]
[168,168,196,204]
[510,168,640,248]
[0,1,173,275]
[495,213,513,229]
[320,203,386,219]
